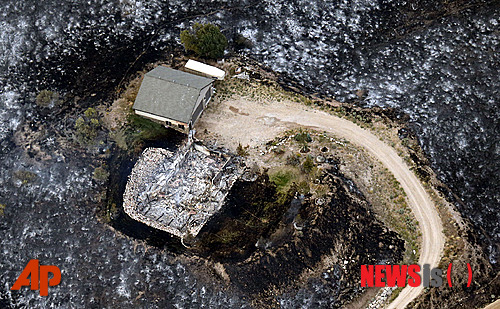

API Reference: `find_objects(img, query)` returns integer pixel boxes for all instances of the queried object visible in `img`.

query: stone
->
[316,155,326,163]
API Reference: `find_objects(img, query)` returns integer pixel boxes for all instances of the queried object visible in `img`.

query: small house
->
[133,66,214,133]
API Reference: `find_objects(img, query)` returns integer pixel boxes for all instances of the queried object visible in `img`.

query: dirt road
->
[484,299,500,309]
[197,97,444,308]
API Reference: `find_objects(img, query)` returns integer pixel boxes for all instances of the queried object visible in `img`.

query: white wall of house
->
[134,110,188,132]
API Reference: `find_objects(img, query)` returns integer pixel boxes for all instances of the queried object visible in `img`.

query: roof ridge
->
[146,66,213,90]
[147,74,205,90]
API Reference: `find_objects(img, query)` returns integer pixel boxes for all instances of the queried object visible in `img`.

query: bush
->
[294,131,312,143]
[301,156,315,173]
[237,143,249,156]
[180,23,228,59]
[75,108,100,146]
[13,170,37,184]
[93,166,110,182]
[36,90,61,108]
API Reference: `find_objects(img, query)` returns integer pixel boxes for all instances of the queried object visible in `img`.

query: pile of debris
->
[123,142,245,238]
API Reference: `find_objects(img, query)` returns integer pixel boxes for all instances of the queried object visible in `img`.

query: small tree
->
[75,107,100,146]
[180,23,228,59]
[36,90,61,108]
[93,166,110,182]
[237,143,249,156]
[301,155,315,173]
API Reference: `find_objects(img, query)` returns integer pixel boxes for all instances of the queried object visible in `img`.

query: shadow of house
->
[133,66,214,133]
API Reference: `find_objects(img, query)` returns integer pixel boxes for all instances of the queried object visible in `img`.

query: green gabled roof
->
[133,66,213,123]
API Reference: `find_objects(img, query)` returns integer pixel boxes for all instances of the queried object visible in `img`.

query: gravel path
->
[197,97,445,308]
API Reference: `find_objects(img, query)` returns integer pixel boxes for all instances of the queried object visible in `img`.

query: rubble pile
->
[123,143,245,238]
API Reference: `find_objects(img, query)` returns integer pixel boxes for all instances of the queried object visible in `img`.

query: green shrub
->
[180,23,228,59]
[237,143,249,156]
[75,107,101,146]
[36,90,61,108]
[93,166,110,182]
[84,107,97,118]
[301,156,315,173]
[13,170,37,184]
[294,130,312,143]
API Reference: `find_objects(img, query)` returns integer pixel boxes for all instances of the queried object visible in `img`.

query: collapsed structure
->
[123,142,245,238]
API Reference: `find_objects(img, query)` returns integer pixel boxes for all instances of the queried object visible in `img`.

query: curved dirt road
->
[197,98,444,308]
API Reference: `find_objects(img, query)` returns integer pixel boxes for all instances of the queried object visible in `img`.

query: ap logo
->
[11,259,61,296]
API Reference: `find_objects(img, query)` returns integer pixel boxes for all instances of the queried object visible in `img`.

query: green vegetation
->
[270,154,317,195]
[74,108,101,146]
[125,114,169,149]
[0,203,6,216]
[294,130,312,143]
[108,113,171,153]
[93,166,110,182]
[180,23,228,59]
[236,143,249,156]
[13,170,37,185]
[36,90,61,108]
[296,180,310,195]
[301,155,315,173]
[269,169,297,193]
[293,129,312,153]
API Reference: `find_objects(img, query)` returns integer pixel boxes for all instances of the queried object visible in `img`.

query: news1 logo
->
[11,259,61,296]
[360,263,472,288]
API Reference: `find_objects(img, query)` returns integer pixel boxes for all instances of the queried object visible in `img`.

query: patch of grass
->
[269,169,298,193]
[127,114,169,140]
[114,114,170,152]
[0,203,5,216]
[296,180,310,195]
